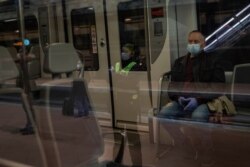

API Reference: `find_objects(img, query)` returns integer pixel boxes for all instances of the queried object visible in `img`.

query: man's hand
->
[178,96,187,107]
[184,97,198,111]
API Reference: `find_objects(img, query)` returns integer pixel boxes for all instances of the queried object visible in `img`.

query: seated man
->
[158,30,225,122]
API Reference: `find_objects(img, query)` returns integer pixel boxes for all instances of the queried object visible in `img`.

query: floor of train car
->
[2,79,250,167]
[0,78,74,107]
[0,101,157,167]
[2,101,250,167]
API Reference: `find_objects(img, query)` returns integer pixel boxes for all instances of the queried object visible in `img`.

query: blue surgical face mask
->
[187,44,201,55]
[121,52,130,60]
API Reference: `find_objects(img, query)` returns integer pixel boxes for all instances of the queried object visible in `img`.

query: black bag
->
[62,80,92,117]
[62,97,74,116]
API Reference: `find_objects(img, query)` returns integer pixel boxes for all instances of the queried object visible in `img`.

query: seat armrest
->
[156,71,172,115]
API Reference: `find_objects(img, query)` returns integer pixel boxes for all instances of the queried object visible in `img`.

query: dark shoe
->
[20,127,34,135]
[19,127,29,132]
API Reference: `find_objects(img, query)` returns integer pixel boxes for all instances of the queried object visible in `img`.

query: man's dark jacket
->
[168,50,225,103]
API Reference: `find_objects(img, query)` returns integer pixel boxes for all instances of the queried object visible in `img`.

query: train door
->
[68,0,151,129]
[67,1,113,127]
[105,0,152,129]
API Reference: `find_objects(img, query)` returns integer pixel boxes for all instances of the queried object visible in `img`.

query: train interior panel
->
[0,0,250,167]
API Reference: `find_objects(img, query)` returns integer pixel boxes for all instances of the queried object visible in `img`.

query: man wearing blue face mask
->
[159,30,225,122]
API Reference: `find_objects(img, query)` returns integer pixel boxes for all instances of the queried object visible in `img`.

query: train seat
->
[0,45,35,131]
[7,45,41,77]
[7,46,18,60]
[43,43,82,79]
[149,64,250,144]
[0,46,19,84]
[225,63,250,124]
[38,43,83,104]
[27,45,41,79]
[6,45,41,90]
[148,65,250,165]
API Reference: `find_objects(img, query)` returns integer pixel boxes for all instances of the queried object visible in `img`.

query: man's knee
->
[158,101,180,117]
[191,104,210,122]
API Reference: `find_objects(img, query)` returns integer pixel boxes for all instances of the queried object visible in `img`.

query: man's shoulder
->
[204,50,222,62]
[203,51,226,71]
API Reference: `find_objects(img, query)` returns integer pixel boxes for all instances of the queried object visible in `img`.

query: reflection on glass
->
[71,7,99,71]
[118,0,147,71]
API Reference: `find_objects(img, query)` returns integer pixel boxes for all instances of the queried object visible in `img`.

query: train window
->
[118,0,147,71]
[0,15,39,50]
[71,7,99,71]
[197,0,250,71]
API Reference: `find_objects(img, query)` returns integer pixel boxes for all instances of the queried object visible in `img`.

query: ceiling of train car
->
[0,0,58,13]
[0,0,30,13]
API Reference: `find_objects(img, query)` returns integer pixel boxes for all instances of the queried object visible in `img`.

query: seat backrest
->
[0,46,19,83]
[232,64,250,84]
[43,43,80,74]
[7,46,18,60]
[231,63,250,105]
[26,45,41,79]
[29,45,41,59]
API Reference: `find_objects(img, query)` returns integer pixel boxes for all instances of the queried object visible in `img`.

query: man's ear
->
[201,41,206,48]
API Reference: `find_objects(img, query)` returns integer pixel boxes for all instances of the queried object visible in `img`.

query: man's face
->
[188,32,205,48]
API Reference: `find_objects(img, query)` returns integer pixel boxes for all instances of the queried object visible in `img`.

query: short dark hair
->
[189,30,203,35]
[189,30,205,42]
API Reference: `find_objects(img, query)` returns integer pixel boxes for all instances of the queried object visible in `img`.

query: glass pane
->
[0,15,38,50]
[197,0,250,71]
[118,0,147,71]
[0,2,42,167]
[71,7,99,71]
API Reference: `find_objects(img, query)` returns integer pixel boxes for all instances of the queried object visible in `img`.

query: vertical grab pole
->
[18,0,31,94]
